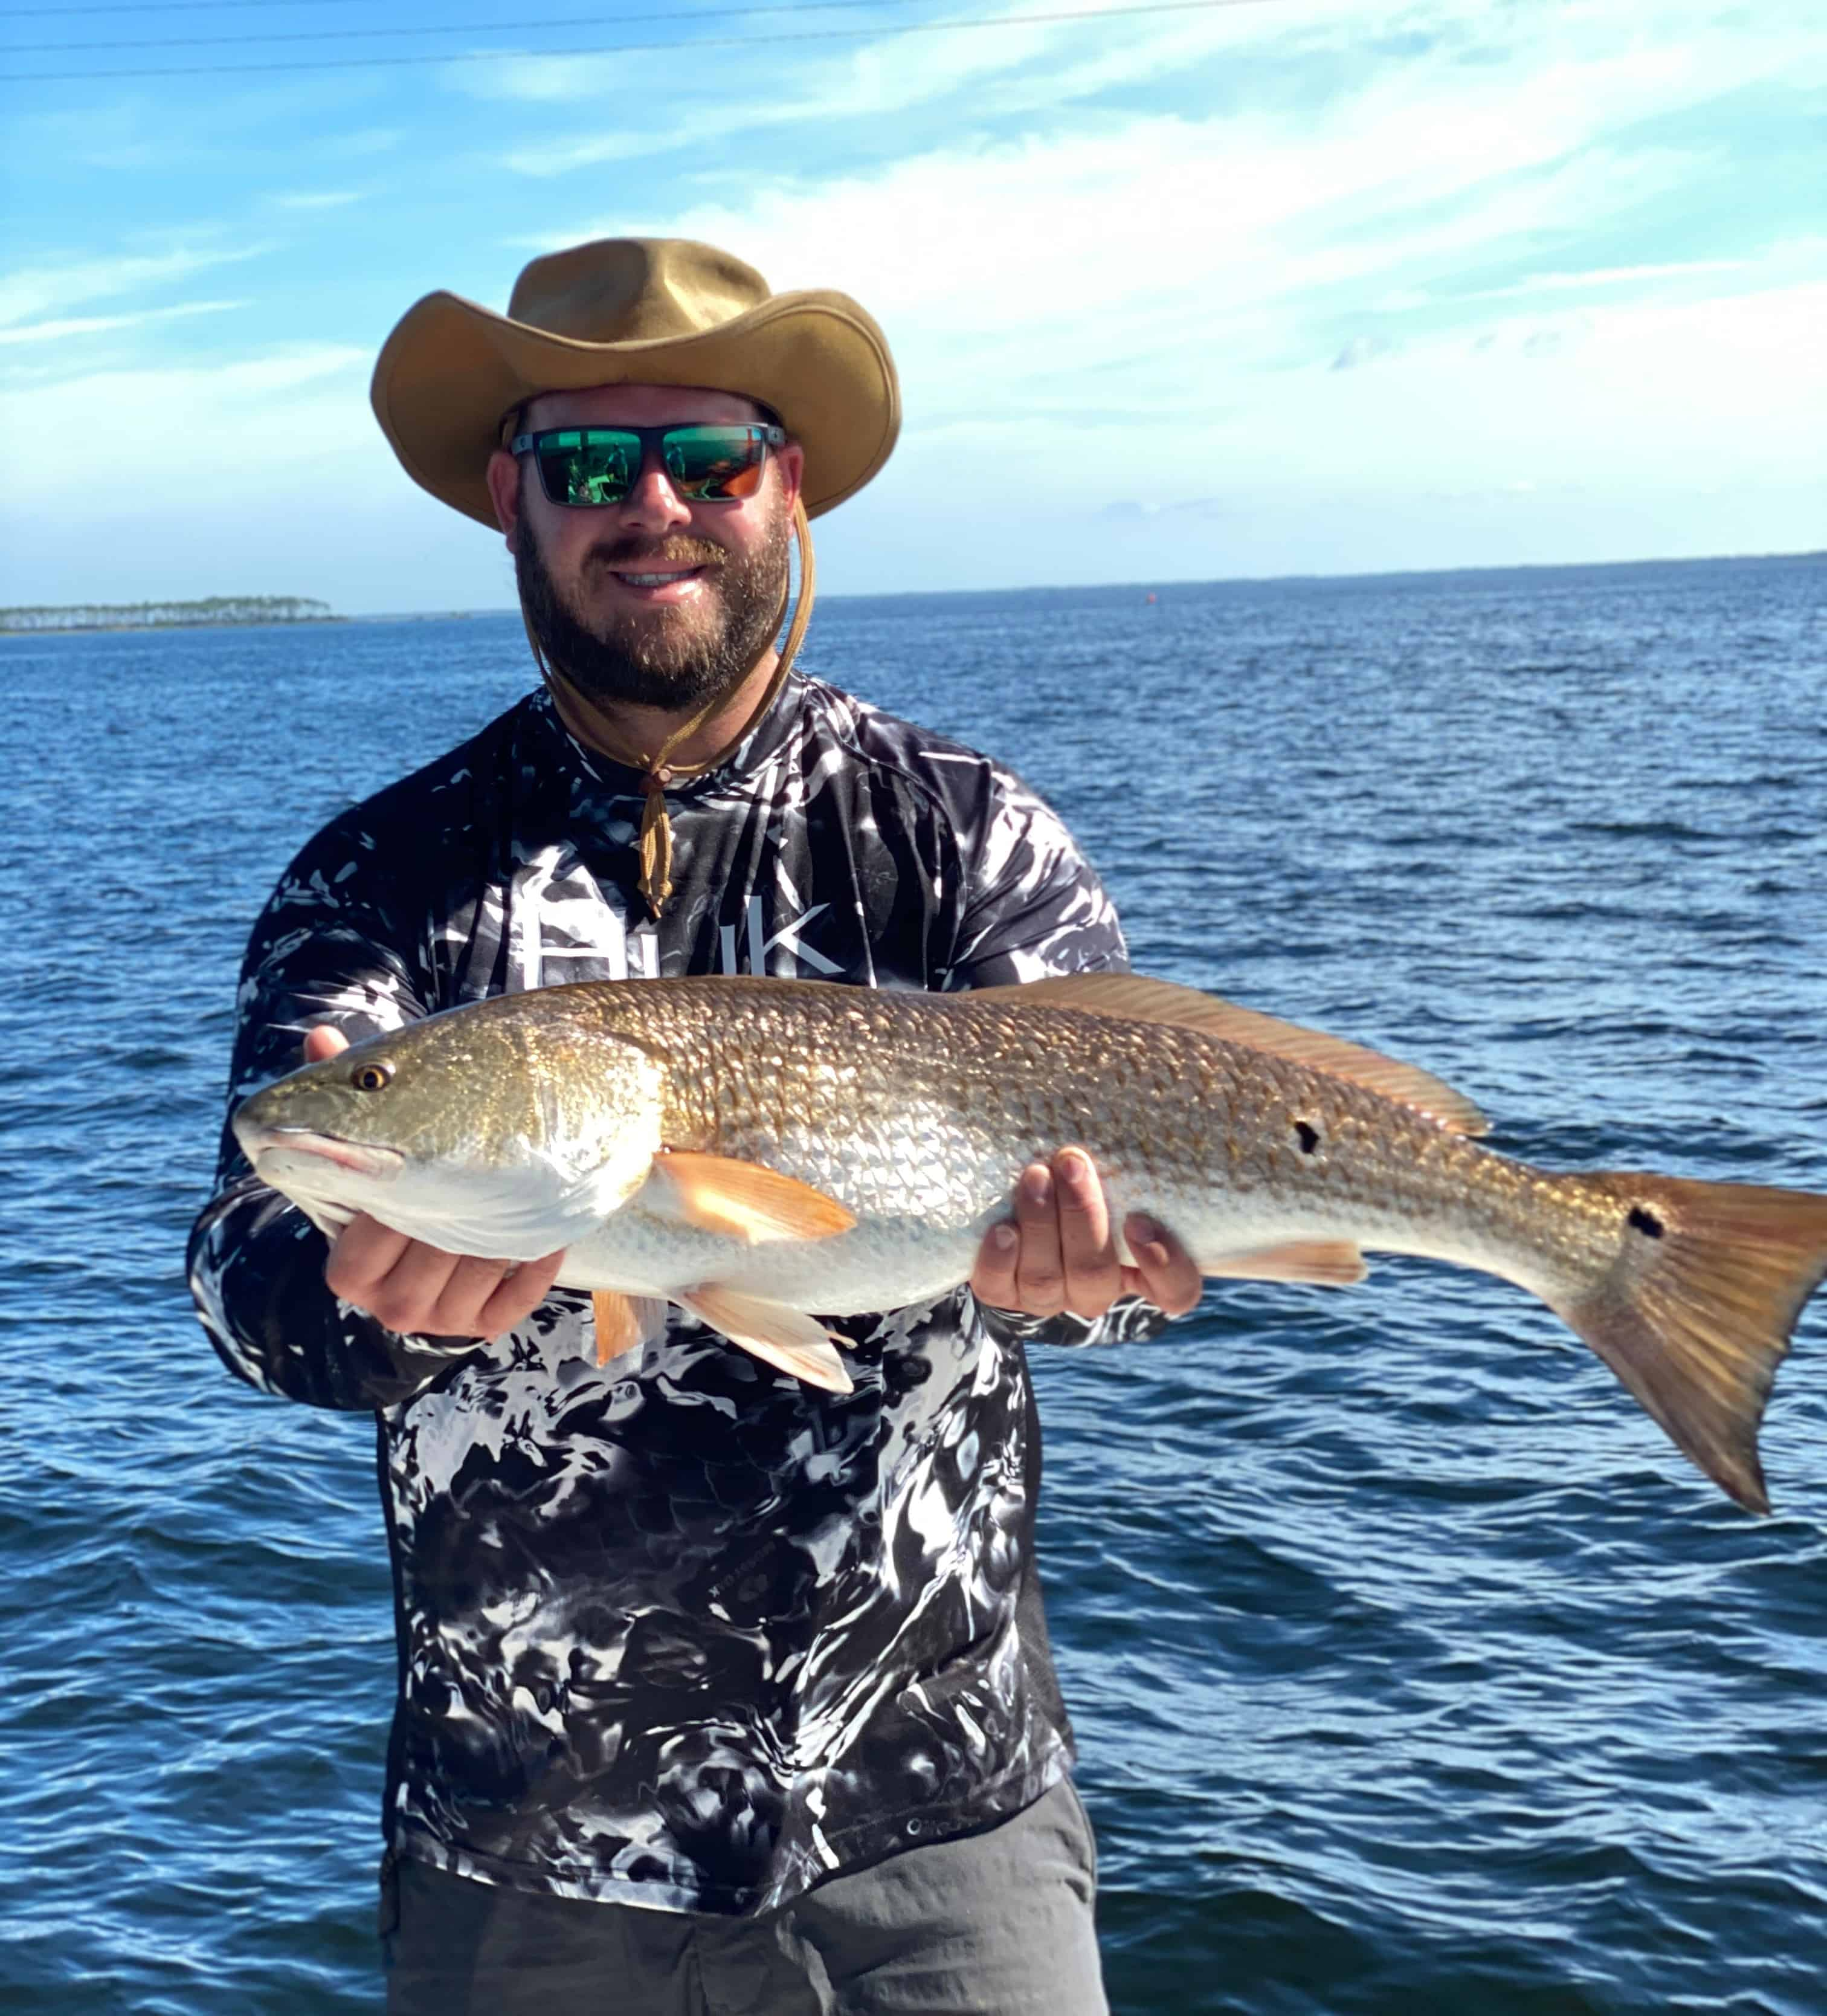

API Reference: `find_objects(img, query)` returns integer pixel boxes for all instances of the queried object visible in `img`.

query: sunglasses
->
[509,422,787,508]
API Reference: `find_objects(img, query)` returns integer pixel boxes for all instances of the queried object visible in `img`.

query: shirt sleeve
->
[948,763,1175,1351]
[946,762,1132,989]
[186,830,486,1412]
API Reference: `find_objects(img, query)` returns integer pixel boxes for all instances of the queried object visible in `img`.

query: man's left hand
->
[969,1148,1204,1322]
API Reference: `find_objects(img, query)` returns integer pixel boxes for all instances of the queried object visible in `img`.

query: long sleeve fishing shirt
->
[188,676,1164,1916]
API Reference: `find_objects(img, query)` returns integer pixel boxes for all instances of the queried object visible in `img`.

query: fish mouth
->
[239,1125,405,1182]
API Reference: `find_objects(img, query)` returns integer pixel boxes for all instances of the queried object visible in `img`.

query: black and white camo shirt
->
[188,674,1164,1915]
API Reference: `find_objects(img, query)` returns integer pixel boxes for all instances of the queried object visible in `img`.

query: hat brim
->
[372,286,900,528]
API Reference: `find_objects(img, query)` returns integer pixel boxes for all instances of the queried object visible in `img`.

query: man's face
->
[485,383,804,715]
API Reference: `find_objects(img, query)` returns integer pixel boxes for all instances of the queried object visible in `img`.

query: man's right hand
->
[301,1024,567,1341]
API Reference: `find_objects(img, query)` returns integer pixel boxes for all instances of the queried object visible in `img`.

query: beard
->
[516,484,791,715]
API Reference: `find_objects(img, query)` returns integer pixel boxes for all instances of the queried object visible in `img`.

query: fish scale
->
[620,984,1505,1270]
[233,972,1827,1513]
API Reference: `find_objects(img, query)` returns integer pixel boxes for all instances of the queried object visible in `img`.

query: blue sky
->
[2,0,1823,612]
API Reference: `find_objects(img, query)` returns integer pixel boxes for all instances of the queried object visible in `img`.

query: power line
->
[4,0,923,51]
[1,0,376,13]
[0,0,1274,80]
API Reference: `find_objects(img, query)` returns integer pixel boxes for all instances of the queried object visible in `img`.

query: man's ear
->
[775,439,805,512]
[485,449,522,549]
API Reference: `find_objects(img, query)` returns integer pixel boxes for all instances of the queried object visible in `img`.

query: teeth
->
[620,570,694,587]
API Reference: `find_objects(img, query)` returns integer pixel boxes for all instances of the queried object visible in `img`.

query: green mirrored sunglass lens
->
[542,436,636,505]
[665,428,765,499]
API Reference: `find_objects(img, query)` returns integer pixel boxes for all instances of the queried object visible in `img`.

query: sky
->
[2,0,1823,612]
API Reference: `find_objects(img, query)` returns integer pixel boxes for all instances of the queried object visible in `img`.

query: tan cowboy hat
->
[371,237,900,528]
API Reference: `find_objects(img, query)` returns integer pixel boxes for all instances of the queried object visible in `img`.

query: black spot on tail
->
[1628,1204,1665,1240]
[1294,1120,1320,1155]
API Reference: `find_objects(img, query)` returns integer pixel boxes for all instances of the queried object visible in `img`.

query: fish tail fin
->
[1551,1173,1827,1513]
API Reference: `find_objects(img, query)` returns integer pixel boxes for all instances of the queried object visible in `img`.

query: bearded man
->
[189,238,1200,2014]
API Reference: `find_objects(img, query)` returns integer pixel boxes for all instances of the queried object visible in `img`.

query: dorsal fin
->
[979,974,1487,1137]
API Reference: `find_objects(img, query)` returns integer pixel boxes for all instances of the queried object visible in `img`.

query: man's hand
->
[969,1146,1203,1322]
[300,1025,567,1340]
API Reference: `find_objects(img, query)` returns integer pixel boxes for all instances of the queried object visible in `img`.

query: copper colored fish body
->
[232,974,1827,1511]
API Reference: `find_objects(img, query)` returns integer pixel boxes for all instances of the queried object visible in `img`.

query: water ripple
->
[4,557,1826,2012]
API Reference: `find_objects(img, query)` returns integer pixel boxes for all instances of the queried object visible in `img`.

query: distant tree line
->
[0,596,337,633]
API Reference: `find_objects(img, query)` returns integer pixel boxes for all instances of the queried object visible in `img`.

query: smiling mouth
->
[239,1126,405,1181]
[611,566,707,588]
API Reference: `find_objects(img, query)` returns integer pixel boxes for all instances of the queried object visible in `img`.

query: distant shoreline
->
[0,619,346,637]
[0,596,340,636]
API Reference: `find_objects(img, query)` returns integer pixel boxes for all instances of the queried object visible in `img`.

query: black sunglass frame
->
[508,423,788,506]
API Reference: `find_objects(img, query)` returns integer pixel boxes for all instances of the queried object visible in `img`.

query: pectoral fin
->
[591,1291,668,1367]
[654,1152,856,1245]
[1206,1241,1367,1286]
[678,1285,854,1394]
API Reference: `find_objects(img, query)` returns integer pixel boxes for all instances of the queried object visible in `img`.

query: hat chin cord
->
[521,497,816,921]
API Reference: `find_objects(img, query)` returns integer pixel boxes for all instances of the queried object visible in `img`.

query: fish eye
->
[350,1061,394,1093]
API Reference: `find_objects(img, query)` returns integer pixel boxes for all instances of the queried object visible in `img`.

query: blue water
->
[3,554,1825,2012]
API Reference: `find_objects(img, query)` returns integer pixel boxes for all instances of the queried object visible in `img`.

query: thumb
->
[302,1024,350,1063]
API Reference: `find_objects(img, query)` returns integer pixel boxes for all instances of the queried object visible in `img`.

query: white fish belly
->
[559,1207,997,1313]
[556,1164,1400,1317]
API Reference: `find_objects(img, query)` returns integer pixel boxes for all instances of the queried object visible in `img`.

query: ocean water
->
[2,552,1825,2013]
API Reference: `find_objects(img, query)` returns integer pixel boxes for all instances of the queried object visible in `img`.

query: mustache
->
[585,535,726,572]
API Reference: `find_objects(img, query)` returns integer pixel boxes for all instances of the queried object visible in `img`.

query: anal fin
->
[592,1291,667,1368]
[1207,1240,1367,1287]
[678,1285,854,1394]
[655,1151,856,1245]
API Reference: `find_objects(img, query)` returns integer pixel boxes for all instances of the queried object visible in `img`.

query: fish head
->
[231,1000,666,1253]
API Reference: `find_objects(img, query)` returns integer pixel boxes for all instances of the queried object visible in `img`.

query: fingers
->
[323,1213,412,1305]
[1123,1213,1205,1317]
[474,1249,568,1337]
[1010,1159,1067,1315]
[302,1024,349,1062]
[969,1218,1022,1310]
[1052,1148,1123,1318]
[970,1149,1124,1320]
[969,1161,1063,1314]
[323,1212,564,1341]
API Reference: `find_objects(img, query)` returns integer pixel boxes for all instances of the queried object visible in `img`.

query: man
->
[189,237,1201,2013]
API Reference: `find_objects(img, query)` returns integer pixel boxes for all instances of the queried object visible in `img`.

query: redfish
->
[233,974,1827,1511]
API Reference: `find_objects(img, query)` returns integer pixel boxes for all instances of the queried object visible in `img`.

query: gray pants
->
[381,1779,1106,2015]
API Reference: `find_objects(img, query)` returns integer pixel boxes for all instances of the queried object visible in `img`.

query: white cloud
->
[518,0,1819,340]
[271,190,363,212]
[1330,334,1393,371]
[0,300,249,347]
[474,0,1827,146]
[0,244,274,332]
[0,344,373,502]
[1467,258,1747,299]
[484,60,1827,561]
[591,118,1695,387]
[449,0,1067,108]
[497,132,660,179]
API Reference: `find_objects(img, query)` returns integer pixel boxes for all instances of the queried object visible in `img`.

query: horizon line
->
[340,543,1825,621]
[6,545,1820,631]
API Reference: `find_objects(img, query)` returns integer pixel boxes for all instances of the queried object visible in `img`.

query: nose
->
[614,457,692,538]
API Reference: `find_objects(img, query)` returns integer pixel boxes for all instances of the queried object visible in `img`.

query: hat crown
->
[506,238,771,346]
